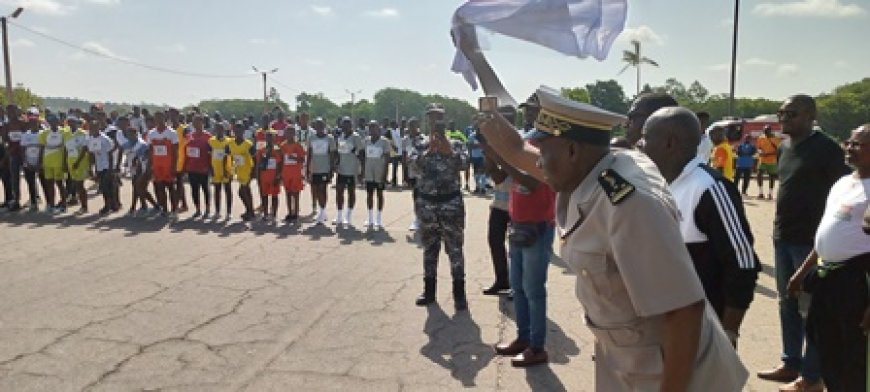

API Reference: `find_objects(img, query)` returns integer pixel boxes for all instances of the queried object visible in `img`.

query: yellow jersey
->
[175,124,188,171]
[208,136,232,176]
[227,139,254,173]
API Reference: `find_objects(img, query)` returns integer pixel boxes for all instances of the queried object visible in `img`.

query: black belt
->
[418,191,461,203]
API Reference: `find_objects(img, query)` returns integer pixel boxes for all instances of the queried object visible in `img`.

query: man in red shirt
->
[184,114,212,218]
[487,114,556,367]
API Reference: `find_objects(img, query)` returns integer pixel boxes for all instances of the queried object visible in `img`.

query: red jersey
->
[509,182,556,223]
[184,130,212,174]
[280,142,305,179]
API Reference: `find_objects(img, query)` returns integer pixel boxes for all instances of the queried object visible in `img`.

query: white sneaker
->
[408,220,418,231]
[374,217,383,229]
[333,216,342,225]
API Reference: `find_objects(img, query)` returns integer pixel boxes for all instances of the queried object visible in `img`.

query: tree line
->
[27,77,870,140]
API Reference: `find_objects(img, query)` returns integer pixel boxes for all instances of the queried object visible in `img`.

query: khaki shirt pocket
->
[572,251,613,298]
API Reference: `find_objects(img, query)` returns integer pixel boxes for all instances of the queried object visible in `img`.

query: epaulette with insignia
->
[598,169,635,205]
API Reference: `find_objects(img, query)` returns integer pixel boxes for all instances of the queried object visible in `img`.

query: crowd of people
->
[1,88,868,391]
[0,104,489,228]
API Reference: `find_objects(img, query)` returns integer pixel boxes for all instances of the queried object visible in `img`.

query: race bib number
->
[266,158,277,170]
[243,129,254,140]
[277,128,284,137]
[311,140,328,155]
[46,132,62,148]
[284,154,298,165]
[152,144,167,156]
[7,131,21,142]
[25,147,39,160]
[66,146,80,158]
[89,138,103,152]
[256,141,267,151]
[366,144,383,158]
[337,140,353,154]
[213,150,226,160]
[186,146,200,158]
[233,155,245,166]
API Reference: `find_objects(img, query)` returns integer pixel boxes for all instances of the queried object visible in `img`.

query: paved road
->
[0,181,784,391]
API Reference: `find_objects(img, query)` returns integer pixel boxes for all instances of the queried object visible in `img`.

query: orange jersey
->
[755,135,781,165]
[147,128,178,169]
[280,142,306,180]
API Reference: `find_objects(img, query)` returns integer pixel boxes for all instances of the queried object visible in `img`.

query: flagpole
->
[729,0,740,117]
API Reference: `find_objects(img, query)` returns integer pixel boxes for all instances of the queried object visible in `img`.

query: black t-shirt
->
[774,131,851,244]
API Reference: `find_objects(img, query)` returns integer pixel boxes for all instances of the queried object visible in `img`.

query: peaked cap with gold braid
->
[526,86,627,146]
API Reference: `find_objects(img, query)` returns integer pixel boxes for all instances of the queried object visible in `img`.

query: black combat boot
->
[453,279,467,311]
[415,278,436,306]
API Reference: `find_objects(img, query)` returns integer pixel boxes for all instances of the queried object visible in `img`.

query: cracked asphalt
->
[1,182,782,391]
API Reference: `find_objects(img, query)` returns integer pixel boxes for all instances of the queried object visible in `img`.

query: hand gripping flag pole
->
[451,0,629,107]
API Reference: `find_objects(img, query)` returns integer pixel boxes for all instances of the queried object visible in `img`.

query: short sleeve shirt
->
[336,133,364,176]
[88,133,115,172]
[559,150,705,323]
[307,134,336,174]
[814,174,870,262]
[364,138,390,183]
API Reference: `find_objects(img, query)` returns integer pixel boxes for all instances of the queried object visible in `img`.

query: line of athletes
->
[121,111,406,226]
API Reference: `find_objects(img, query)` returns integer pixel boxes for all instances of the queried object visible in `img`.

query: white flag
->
[452,0,628,106]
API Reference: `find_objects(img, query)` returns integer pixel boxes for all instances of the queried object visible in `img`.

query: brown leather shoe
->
[757,365,800,382]
[494,339,529,356]
[778,377,824,392]
[511,347,548,368]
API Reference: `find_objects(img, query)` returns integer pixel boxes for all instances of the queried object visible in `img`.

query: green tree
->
[585,80,628,114]
[560,87,590,103]
[0,85,43,108]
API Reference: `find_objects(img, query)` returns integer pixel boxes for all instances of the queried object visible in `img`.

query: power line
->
[9,21,253,79]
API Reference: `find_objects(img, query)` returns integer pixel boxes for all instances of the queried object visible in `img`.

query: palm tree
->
[618,40,659,96]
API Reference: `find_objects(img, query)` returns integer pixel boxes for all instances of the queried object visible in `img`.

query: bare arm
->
[477,114,545,182]
[787,249,819,298]
[483,143,538,190]
[660,300,704,392]
[484,154,507,184]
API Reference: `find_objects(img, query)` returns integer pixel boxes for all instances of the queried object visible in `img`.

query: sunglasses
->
[776,109,799,119]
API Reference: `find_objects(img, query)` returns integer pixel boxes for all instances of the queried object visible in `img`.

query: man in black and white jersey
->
[642,106,761,347]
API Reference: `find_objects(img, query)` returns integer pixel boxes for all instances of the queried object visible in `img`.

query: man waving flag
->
[451,0,628,106]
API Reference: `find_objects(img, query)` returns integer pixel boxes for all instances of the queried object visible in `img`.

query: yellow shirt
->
[38,128,71,167]
[227,139,254,174]
[208,136,231,175]
[175,124,188,171]
[711,141,736,181]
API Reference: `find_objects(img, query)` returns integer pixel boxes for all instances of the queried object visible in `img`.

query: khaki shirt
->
[558,149,747,391]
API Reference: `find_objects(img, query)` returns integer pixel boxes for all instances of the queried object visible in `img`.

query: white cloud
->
[707,63,734,72]
[311,5,332,16]
[776,63,800,76]
[72,41,131,61]
[364,7,399,18]
[834,60,850,68]
[745,57,776,67]
[3,0,75,15]
[753,0,866,18]
[157,43,186,53]
[11,38,34,47]
[617,25,665,46]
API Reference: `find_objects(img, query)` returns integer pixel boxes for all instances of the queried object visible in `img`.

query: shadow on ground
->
[420,303,494,387]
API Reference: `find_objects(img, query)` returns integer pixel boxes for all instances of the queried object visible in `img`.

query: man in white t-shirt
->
[787,124,870,391]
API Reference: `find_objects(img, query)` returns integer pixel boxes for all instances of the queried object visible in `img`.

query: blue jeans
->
[509,223,554,350]
[774,239,821,382]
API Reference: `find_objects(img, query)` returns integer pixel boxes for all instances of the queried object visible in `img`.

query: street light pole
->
[729,0,740,117]
[252,66,278,116]
[2,7,23,105]
[345,89,361,125]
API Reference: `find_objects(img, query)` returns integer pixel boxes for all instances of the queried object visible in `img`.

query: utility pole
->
[252,66,278,116]
[2,7,23,105]
[729,0,740,117]
[345,89,361,124]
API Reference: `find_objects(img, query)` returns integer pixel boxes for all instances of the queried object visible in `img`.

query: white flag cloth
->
[452,0,628,106]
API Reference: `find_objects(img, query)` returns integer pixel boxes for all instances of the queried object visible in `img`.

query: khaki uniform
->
[558,149,747,391]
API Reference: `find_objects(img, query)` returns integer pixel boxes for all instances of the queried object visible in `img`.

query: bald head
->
[641,107,702,182]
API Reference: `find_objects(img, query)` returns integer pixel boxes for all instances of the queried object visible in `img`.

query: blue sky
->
[3,0,868,108]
